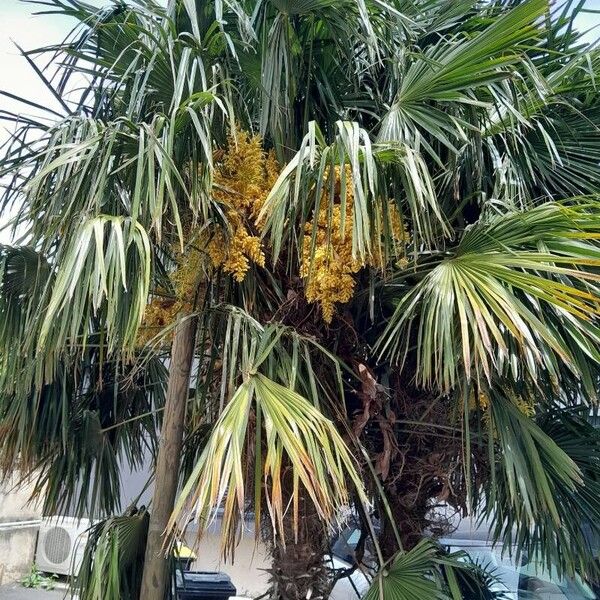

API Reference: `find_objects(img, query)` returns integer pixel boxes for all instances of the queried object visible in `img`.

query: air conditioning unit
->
[36,517,91,576]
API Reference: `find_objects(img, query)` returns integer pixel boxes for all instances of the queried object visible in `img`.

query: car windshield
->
[331,527,362,562]
[331,526,379,568]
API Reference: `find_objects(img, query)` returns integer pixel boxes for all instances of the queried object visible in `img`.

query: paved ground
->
[0,583,254,599]
[0,583,71,599]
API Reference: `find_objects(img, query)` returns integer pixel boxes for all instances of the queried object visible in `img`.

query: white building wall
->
[0,474,44,584]
[185,522,271,598]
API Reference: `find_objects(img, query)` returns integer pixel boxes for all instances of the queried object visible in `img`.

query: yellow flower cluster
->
[468,391,490,412]
[206,218,265,282]
[465,389,535,429]
[301,166,408,323]
[138,299,182,345]
[476,390,535,417]
[136,243,204,345]
[512,394,536,417]
[207,129,279,281]
[137,129,278,345]
[301,169,362,323]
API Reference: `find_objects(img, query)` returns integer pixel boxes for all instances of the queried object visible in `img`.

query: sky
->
[0,0,599,241]
[0,1,101,129]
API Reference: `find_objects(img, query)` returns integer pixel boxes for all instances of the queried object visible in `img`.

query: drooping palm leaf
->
[0,351,166,519]
[259,120,444,262]
[75,508,152,600]
[0,246,51,391]
[170,372,366,558]
[484,45,600,202]
[485,395,600,580]
[38,215,151,356]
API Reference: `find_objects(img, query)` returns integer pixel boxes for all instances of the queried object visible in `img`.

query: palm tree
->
[1,0,600,599]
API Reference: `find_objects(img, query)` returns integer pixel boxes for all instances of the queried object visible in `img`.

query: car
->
[327,516,599,599]
[440,536,597,600]
[439,515,597,600]
[328,526,372,599]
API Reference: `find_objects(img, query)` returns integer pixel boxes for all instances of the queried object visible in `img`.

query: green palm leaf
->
[260,120,444,261]
[378,0,548,153]
[378,201,600,391]
[76,509,150,600]
[485,397,600,579]
[39,215,151,356]
[364,540,444,600]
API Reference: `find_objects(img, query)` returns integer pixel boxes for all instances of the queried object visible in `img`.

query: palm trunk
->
[267,491,329,600]
[140,315,197,600]
[375,382,464,559]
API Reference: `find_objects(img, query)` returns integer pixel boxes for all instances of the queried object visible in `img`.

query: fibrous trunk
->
[267,490,329,600]
[353,364,466,560]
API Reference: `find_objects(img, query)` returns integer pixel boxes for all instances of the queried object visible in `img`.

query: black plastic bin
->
[176,570,237,600]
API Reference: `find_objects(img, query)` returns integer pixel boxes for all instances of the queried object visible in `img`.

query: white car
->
[326,519,598,599]
[440,536,597,600]
[439,515,597,600]
[328,526,373,599]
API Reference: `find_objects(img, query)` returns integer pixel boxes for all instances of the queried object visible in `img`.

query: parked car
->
[327,516,599,599]
[328,526,372,599]
[440,534,597,600]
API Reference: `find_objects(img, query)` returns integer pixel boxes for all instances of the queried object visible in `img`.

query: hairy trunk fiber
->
[140,316,197,600]
[267,492,330,600]
[379,481,432,559]
[352,363,466,561]
[376,384,467,559]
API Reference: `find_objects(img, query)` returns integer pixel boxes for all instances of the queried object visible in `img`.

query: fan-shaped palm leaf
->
[76,508,150,600]
[38,215,151,357]
[170,372,366,558]
[378,201,600,391]
[485,396,600,579]
[260,120,444,261]
[378,0,548,155]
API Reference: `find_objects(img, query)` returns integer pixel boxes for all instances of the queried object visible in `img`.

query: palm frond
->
[378,0,548,155]
[438,551,512,600]
[364,540,505,600]
[0,246,51,389]
[484,45,600,201]
[170,373,365,559]
[485,397,600,580]
[260,120,444,263]
[364,540,444,600]
[378,201,600,392]
[75,508,151,600]
[0,349,166,518]
[38,215,151,357]
[259,11,297,153]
